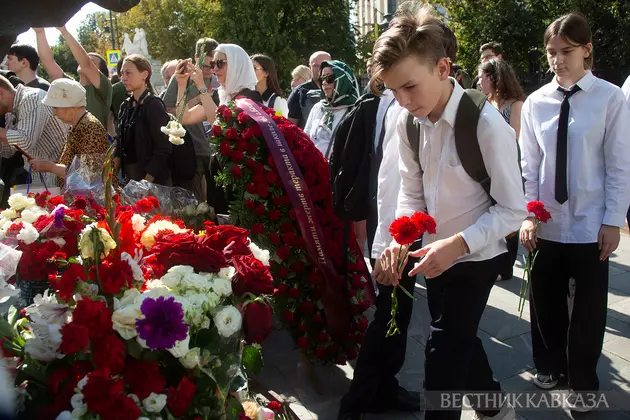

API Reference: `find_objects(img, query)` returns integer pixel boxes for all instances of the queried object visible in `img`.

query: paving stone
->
[479,330,534,381]
[610,271,630,296]
[479,286,533,341]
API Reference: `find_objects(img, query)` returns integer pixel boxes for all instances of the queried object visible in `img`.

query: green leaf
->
[7,306,19,327]
[242,344,264,375]
[225,396,245,420]
[127,339,143,360]
[0,317,15,340]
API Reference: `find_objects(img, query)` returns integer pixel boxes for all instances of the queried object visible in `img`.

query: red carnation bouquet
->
[518,201,552,317]
[387,211,436,336]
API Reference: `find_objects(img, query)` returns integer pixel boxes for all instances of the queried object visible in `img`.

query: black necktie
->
[555,85,581,204]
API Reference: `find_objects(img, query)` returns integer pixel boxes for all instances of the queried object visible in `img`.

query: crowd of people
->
[2,4,630,420]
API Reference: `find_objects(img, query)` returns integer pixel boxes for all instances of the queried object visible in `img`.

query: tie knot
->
[557,85,581,98]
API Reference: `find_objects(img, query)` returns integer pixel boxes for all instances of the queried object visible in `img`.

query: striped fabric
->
[1,85,69,185]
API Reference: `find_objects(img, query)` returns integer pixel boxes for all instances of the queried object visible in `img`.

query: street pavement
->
[256,234,630,420]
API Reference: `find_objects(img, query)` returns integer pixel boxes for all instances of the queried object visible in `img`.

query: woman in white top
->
[519,13,630,409]
[303,60,359,159]
[251,54,289,117]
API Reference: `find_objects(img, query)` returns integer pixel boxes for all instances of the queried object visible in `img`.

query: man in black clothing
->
[6,44,50,91]
[287,51,330,128]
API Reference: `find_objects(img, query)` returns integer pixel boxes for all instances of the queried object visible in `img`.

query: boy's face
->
[382,55,449,119]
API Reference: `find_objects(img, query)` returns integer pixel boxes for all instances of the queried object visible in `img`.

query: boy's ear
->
[437,58,451,81]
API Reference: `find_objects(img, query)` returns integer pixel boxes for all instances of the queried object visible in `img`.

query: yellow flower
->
[242,401,261,419]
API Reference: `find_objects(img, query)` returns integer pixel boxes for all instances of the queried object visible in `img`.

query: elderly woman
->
[303,60,359,160]
[30,78,110,188]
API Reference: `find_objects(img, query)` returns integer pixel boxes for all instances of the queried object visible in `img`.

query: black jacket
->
[116,93,173,185]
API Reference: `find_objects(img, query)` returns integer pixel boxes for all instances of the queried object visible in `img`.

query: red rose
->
[356,317,369,332]
[335,356,347,365]
[257,183,269,198]
[268,209,281,221]
[288,209,297,220]
[237,112,251,124]
[235,138,247,151]
[251,223,264,235]
[255,204,266,217]
[278,267,289,277]
[231,150,244,163]
[288,287,300,299]
[346,347,358,360]
[222,108,233,121]
[220,141,232,157]
[243,300,273,344]
[389,215,422,245]
[274,283,287,295]
[212,125,223,137]
[252,124,262,137]
[299,321,308,332]
[411,211,437,235]
[167,376,196,418]
[253,173,266,185]
[226,127,238,140]
[231,254,274,297]
[246,143,258,155]
[58,322,89,355]
[254,162,265,175]
[280,222,294,233]
[231,165,243,178]
[317,331,329,343]
[246,158,256,169]
[72,299,113,340]
[290,260,305,273]
[267,232,281,245]
[242,127,254,140]
[124,359,166,400]
[299,300,314,314]
[245,199,256,210]
[92,334,126,373]
[312,313,323,323]
[276,245,291,260]
[296,337,310,349]
[246,183,258,194]
[82,369,125,416]
[527,201,552,223]
[282,309,295,322]
[266,170,279,184]
[315,346,327,360]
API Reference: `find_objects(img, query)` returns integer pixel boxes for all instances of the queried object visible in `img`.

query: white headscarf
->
[215,44,259,105]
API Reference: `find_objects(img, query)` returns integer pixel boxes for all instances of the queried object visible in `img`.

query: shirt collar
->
[416,78,463,128]
[541,70,596,96]
[13,85,26,116]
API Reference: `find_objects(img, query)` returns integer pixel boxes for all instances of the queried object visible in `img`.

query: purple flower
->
[136,296,189,350]
[53,207,65,229]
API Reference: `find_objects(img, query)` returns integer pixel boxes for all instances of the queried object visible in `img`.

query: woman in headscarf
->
[303,60,359,160]
[175,43,262,125]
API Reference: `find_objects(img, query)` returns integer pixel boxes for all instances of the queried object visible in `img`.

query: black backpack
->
[144,95,197,182]
[329,93,381,221]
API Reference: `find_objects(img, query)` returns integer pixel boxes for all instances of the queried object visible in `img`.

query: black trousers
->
[529,239,608,391]
[424,255,504,420]
[340,241,421,413]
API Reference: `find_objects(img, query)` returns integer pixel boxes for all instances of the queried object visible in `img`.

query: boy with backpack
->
[370,5,526,420]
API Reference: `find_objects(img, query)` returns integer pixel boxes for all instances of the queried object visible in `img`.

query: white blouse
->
[303,101,350,159]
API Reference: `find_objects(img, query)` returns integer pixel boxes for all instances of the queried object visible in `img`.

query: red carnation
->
[243,300,273,344]
[73,195,87,210]
[222,108,233,122]
[231,150,244,162]
[527,201,552,223]
[104,394,141,420]
[134,196,160,213]
[99,257,134,295]
[226,127,238,140]
[251,223,264,235]
[124,359,166,400]
[72,299,113,340]
[167,376,196,418]
[92,334,126,373]
[268,401,282,412]
[411,211,437,235]
[212,125,223,137]
[296,337,310,349]
[276,245,291,261]
[34,191,51,207]
[231,165,243,178]
[82,369,125,416]
[58,322,89,355]
[389,215,422,245]
[220,141,232,157]
[50,263,85,301]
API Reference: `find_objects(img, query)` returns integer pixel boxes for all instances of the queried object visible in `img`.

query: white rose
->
[217,266,235,280]
[180,347,201,369]
[211,277,232,297]
[78,224,117,260]
[167,334,190,358]
[77,375,89,390]
[168,265,195,274]
[181,272,210,291]
[70,393,87,417]
[169,135,185,145]
[143,392,168,413]
[159,272,183,289]
[112,304,142,340]
[131,213,146,233]
[248,242,270,266]
[204,291,221,311]
[213,305,242,338]
[16,222,39,245]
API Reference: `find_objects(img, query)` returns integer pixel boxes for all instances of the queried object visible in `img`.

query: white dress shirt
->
[621,75,630,103]
[519,71,630,243]
[372,90,405,258]
[303,101,350,159]
[396,80,527,265]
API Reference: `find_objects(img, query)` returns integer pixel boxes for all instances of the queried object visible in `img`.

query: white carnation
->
[169,135,185,145]
[211,277,232,297]
[18,209,38,223]
[131,213,146,233]
[0,209,17,220]
[120,252,144,282]
[16,222,39,245]
[217,266,235,280]
[8,194,34,211]
[213,305,242,338]
[248,241,270,266]
[143,393,167,413]
[168,265,195,274]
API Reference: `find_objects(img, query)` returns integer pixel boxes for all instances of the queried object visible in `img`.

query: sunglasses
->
[319,74,336,85]
[208,59,228,70]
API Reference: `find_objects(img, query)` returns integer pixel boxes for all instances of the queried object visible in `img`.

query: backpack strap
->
[454,89,494,204]
[405,112,422,172]
[268,93,278,109]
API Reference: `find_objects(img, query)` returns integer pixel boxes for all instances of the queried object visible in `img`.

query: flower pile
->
[208,102,375,365]
[1,186,281,419]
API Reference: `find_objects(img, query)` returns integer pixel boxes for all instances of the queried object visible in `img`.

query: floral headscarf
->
[319,60,360,129]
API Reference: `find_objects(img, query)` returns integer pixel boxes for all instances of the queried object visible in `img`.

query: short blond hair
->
[291,65,312,82]
[369,3,447,94]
